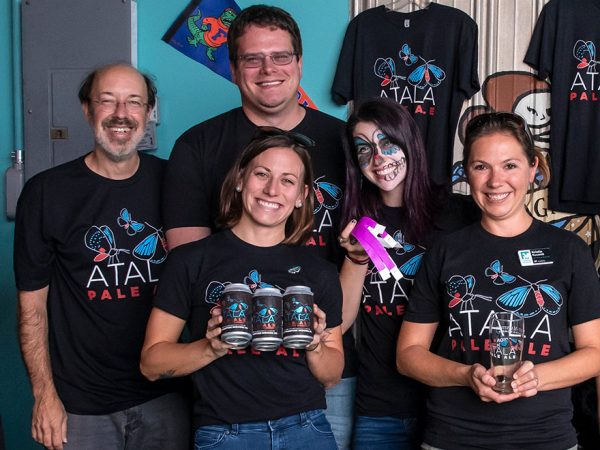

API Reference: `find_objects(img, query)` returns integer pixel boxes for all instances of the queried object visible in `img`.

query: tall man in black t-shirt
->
[162,5,356,449]
[14,64,189,450]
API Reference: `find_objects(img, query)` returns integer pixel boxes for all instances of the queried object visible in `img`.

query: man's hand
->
[32,390,67,450]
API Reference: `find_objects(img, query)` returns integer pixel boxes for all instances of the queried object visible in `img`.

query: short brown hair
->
[227,5,302,68]
[218,127,314,245]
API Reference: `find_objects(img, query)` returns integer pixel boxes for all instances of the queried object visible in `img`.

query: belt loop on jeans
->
[230,423,239,435]
[299,411,308,426]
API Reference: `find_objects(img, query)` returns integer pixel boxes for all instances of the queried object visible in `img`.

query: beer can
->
[220,283,253,349]
[283,286,314,349]
[251,287,283,352]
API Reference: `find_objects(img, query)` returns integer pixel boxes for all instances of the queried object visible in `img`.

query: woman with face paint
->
[337,98,479,449]
[141,128,343,450]
[396,112,600,450]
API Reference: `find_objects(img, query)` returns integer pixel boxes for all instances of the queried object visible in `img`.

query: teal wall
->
[0,1,347,448]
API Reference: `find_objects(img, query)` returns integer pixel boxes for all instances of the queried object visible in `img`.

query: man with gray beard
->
[14,64,189,450]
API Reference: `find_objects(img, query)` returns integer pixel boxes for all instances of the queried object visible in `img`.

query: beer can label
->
[252,288,283,351]
[220,284,253,347]
[283,286,314,349]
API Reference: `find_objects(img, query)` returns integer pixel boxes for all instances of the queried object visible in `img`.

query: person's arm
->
[140,306,231,381]
[338,220,369,333]
[520,318,600,393]
[166,226,211,250]
[305,304,344,388]
[396,320,520,403]
[18,287,67,450]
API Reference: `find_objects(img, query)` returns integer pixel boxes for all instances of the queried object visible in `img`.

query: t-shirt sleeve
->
[458,18,480,98]
[153,246,195,320]
[524,4,554,79]
[14,177,53,291]
[162,134,211,231]
[331,15,358,105]
[405,243,444,324]
[566,238,600,326]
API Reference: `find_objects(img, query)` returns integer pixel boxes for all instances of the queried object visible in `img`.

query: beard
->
[95,117,144,162]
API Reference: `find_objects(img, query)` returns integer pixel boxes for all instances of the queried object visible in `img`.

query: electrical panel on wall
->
[21,0,140,181]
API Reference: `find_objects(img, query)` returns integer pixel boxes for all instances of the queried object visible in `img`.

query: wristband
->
[345,254,369,265]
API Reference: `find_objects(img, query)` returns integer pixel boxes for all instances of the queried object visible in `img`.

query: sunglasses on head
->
[254,126,316,148]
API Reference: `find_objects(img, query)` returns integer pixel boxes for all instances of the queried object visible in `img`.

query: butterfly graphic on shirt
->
[446,274,492,311]
[243,269,276,291]
[132,223,167,264]
[495,275,563,318]
[399,43,418,66]
[408,57,446,89]
[288,266,301,274]
[391,230,424,279]
[313,176,342,214]
[374,57,405,89]
[485,260,516,285]
[573,40,597,72]
[84,225,130,264]
[116,208,145,236]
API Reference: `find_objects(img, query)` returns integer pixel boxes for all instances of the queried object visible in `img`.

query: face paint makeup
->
[354,130,404,168]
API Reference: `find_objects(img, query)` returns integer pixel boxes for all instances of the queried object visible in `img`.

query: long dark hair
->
[341,98,435,244]
[218,127,314,245]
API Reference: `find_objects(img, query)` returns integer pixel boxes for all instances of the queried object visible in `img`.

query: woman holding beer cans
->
[337,98,479,449]
[396,112,600,449]
[141,128,343,449]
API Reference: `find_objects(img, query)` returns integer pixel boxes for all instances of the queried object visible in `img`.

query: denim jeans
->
[353,415,421,450]
[65,392,190,449]
[194,409,337,450]
[324,376,356,450]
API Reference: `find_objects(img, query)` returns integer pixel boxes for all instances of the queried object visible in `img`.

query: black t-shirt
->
[153,230,343,427]
[355,195,478,418]
[525,0,600,214]
[332,4,479,185]
[405,219,600,450]
[163,106,358,377]
[163,106,346,265]
[14,154,175,414]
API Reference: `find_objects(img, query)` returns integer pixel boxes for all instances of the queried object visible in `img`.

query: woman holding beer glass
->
[141,128,343,450]
[396,112,600,449]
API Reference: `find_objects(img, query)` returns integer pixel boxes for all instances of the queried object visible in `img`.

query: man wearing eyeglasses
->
[14,64,189,450]
[162,5,356,450]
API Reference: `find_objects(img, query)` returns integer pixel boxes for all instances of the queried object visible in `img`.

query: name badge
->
[517,248,553,266]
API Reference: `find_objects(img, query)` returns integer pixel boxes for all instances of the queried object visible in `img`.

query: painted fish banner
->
[163,0,318,108]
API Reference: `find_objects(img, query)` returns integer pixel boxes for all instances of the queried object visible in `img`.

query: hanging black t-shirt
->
[14,154,175,414]
[332,4,480,185]
[525,0,600,214]
[153,230,342,427]
[356,195,479,418]
[405,220,600,450]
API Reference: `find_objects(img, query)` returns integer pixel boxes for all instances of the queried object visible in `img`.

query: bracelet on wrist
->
[345,254,369,265]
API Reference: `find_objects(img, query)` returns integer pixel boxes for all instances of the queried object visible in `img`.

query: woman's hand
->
[306,304,330,351]
[510,360,540,397]
[338,220,368,261]
[467,361,539,403]
[206,307,233,358]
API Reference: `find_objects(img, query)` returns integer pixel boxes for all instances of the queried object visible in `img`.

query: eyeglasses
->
[238,51,297,68]
[92,98,148,114]
[255,126,315,148]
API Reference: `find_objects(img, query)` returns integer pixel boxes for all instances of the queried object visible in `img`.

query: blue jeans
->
[194,409,337,450]
[353,415,421,450]
[324,376,356,450]
[65,392,190,449]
